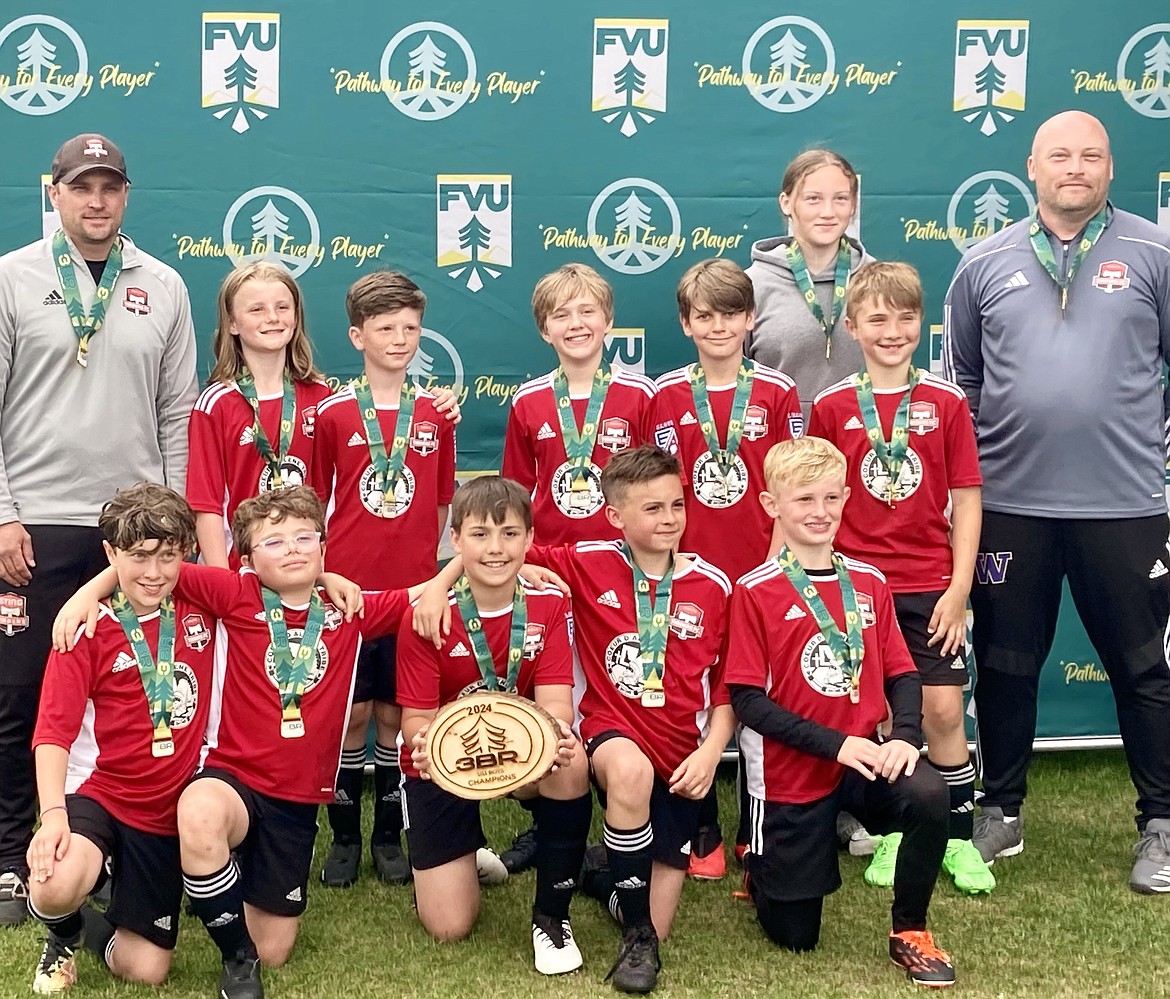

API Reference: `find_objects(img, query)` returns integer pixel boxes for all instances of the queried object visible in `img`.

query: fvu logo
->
[592,19,668,138]
[953,20,1029,136]
[974,552,1012,585]
[202,13,280,134]
[604,329,645,375]
[436,175,512,293]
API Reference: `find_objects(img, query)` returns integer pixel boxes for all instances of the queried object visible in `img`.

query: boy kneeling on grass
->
[724,437,957,988]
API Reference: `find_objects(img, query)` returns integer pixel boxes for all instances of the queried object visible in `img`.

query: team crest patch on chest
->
[1091,260,1130,294]
[742,405,769,441]
[182,613,212,651]
[668,602,704,639]
[855,593,876,629]
[597,417,631,453]
[122,287,151,316]
[523,622,546,660]
[409,420,439,456]
[301,406,317,438]
[908,401,938,436]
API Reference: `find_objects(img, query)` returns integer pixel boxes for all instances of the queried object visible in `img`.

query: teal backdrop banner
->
[2,1,1168,741]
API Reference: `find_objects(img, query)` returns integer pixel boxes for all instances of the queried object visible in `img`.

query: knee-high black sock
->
[534,793,592,921]
[29,900,83,941]
[372,742,403,845]
[327,747,366,845]
[933,759,976,840]
[184,859,256,961]
[604,820,653,929]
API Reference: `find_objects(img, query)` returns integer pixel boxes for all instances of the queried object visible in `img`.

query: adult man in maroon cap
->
[0,134,197,924]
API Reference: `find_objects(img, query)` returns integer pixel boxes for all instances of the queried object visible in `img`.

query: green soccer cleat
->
[943,838,996,894]
[863,832,902,888]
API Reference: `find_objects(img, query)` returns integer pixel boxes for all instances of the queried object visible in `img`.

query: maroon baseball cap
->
[50,134,130,185]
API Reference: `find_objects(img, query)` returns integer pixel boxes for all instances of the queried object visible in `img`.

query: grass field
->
[1,749,1166,999]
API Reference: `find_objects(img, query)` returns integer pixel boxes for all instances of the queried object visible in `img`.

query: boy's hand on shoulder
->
[519,563,570,596]
[874,739,919,782]
[836,735,882,781]
[410,724,432,780]
[319,573,364,621]
[927,585,969,657]
[431,387,462,424]
[668,742,721,799]
[412,585,452,650]
[52,592,102,652]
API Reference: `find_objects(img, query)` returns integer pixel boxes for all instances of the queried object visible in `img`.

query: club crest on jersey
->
[788,412,805,438]
[122,287,151,316]
[182,613,211,652]
[550,461,605,518]
[264,628,329,692]
[800,634,851,698]
[859,448,923,503]
[654,421,678,454]
[743,405,769,442]
[0,593,29,636]
[322,602,344,631]
[856,592,876,629]
[409,420,440,456]
[359,464,416,518]
[258,455,308,493]
[1091,260,1131,294]
[171,662,199,729]
[908,401,939,436]
[523,622,546,660]
[301,406,317,438]
[597,417,631,453]
[668,601,704,640]
[605,633,645,698]
[692,450,749,509]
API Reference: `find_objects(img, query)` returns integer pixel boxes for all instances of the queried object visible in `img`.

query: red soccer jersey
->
[33,599,218,835]
[502,368,657,545]
[652,363,803,583]
[724,557,916,804]
[395,583,573,776]
[808,372,982,592]
[311,384,456,589]
[187,379,332,567]
[172,563,408,804]
[528,541,730,781]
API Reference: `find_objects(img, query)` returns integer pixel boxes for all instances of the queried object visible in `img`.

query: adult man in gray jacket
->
[0,134,197,923]
[944,110,1170,892]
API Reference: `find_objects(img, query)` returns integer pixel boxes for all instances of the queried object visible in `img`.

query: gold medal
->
[151,738,175,758]
[641,689,666,708]
[281,717,305,739]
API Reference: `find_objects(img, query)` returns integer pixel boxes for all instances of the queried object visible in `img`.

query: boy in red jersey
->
[652,258,803,879]
[725,437,955,988]
[397,476,588,976]
[27,485,209,994]
[807,262,990,894]
[500,262,657,874]
[526,446,734,994]
[311,271,457,888]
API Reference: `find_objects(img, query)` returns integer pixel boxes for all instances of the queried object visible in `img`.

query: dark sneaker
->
[605,922,660,994]
[532,908,583,975]
[1130,818,1170,894]
[371,840,412,885]
[32,931,81,994]
[219,953,263,999]
[889,930,956,988]
[501,824,539,874]
[319,840,361,888]
[971,806,1023,864]
[578,843,610,903]
[0,869,29,926]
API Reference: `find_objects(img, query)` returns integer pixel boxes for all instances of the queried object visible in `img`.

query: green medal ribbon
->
[352,374,416,512]
[261,586,327,737]
[786,238,852,359]
[551,362,612,494]
[110,588,176,753]
[774,547,864,704]
[688,359,755,497]
[623,543,674,702]
[236,370,296,489]
[452,575,528,693]
[853,366,921,507]
[1027,204,1108,314]
[51,229,123,369]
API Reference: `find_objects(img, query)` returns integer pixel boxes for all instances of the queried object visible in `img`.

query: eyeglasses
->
[253,531,322,556]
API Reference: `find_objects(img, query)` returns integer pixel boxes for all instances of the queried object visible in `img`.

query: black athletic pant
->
[0,526,106,871]
[971,512,1170,828]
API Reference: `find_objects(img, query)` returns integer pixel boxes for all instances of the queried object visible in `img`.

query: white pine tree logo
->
[406,343,436,387]
[398,34,461,117]
[752,30,821,110]
[1133,35,1170,116]
[10,29,70,110]
[971,185,1012,240]
[251,199,289,252]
